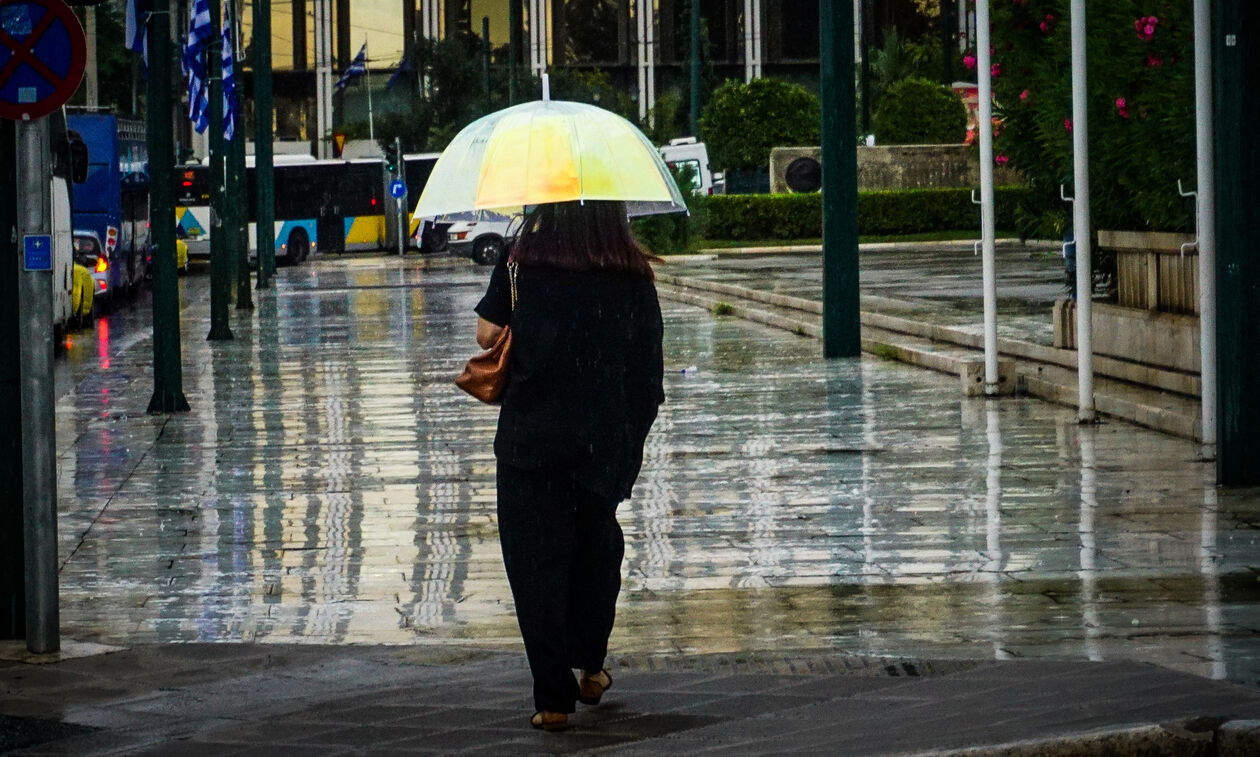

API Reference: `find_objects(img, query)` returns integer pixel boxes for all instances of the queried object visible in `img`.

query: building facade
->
[233,0,973,154]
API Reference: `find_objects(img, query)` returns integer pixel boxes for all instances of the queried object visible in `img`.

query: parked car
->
[70,262,94,329]
[442,209,521,266]
[74,231,112,309]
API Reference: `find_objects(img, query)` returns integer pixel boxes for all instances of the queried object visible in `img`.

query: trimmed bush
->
[631,163,705,255]
[872,77,968,145]
[698,78,821,172]
[702,187,1033,240]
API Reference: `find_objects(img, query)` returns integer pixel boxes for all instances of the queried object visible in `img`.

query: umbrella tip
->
[541,73,550,102]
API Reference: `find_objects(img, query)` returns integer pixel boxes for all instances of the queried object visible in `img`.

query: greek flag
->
[222,19,238,141]
[124,0,148,68]
[385,54,413,91]
[182,0,212,134]
[335,43,368,91]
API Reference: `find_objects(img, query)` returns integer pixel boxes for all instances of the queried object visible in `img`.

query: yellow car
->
[70,262,94,327]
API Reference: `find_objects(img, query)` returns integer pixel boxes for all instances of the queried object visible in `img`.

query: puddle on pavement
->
[50,258,1260,690]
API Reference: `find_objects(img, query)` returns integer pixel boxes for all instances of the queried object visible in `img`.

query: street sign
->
[389,179,406,199]
[332,133,346,157]
[22,233,51,270]
[0,0,87,121]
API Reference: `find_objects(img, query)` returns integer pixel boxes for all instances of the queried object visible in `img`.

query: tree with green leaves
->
[697,78,821,173]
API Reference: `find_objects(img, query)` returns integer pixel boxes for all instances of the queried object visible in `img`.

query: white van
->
[659,137,724,196]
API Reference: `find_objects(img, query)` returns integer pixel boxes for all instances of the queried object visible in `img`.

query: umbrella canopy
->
[412,99,688,221]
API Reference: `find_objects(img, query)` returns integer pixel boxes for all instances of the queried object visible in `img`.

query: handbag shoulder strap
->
[508,261,519,310]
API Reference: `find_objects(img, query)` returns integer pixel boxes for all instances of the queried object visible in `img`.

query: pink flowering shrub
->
[991,0,1194,234]
[1134,16,1159,40]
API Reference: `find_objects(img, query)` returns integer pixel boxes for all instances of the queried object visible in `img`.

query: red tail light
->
[95,256,108,273]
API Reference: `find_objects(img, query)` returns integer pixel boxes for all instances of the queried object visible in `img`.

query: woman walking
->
[474,200,665,731]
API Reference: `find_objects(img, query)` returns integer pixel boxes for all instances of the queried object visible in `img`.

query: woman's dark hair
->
[510,201,656,279]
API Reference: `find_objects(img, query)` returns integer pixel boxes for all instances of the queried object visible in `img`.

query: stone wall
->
[1054,299,1201,374]
[770,145,1022,193]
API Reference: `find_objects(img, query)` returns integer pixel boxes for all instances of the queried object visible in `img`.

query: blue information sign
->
[23,234,51,271]
[389,180,407,199]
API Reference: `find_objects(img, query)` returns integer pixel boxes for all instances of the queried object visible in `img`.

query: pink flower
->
[995,155,1010,166]
[1115,97,1130,119]
[964,54,977,70]
[991,63,1002,79]
[1019,89,1030,103]
[1145,55,1163,67]
[1064,118,1073,133]
[1135,16,1159,41]
[1040,14,1056,33]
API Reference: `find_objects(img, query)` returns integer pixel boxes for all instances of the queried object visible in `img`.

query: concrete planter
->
[769,144,1022,193]
[1097,230,1198,314]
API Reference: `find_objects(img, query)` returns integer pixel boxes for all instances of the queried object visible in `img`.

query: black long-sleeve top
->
[475,255,665,501]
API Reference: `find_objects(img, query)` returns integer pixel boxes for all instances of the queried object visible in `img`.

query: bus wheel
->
[286,229,309,265]
[472,236,503,266]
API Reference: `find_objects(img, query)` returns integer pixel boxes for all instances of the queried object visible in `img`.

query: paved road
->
[38,253,1258,687]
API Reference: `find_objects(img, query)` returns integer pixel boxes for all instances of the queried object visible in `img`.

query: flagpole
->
[365,40,375,143]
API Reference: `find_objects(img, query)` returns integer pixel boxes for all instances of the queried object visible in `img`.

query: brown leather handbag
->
[455,262,517,403]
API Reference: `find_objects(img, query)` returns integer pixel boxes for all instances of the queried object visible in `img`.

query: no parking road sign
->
[0,0,85,121]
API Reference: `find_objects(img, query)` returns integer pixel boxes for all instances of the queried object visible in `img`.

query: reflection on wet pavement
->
[667,243,1069,345]
[52,256,1260,688]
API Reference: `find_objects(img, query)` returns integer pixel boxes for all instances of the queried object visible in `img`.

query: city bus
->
[67,112,151,297]
[175,156,427,264]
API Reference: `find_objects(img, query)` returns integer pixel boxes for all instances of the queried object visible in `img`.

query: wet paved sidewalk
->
[672,241,1070,346]
[5,645,1260,755]
[3,251,1259,754]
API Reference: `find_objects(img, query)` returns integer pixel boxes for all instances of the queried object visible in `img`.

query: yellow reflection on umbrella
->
[413,97,687,222]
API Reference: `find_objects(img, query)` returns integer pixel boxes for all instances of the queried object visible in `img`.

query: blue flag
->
[124,0,148,69]
[385,54,413,90]
[222,19,238,141]
[336,43,368,91]
[182,0,212,134]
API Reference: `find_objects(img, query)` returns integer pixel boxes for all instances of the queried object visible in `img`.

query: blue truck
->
[66,112,150,303]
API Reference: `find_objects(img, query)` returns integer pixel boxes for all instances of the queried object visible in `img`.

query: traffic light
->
[384,143,399,175]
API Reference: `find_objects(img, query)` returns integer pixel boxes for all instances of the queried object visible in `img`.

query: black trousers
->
[496,463,624,713]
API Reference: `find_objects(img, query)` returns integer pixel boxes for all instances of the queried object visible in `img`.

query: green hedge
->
[701,187,1033,240]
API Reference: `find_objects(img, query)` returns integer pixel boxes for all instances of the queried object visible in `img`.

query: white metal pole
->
[744,0,753,81]
[327,4,334,150]
[645,0,655,114]
[753,0,762,78]
[976,1,999,394]
[636,0,647,121]
[314,0,324,158]
[314,0,330,158]
[85,8,98,107]
[1194,0,1216,460]
[1070,0,1095,422]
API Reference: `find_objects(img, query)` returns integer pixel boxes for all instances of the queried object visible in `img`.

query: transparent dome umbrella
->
[412,94,688,224]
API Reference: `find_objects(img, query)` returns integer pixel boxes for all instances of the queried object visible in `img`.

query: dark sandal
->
[578,669,613,705]
[530,710,568,731]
